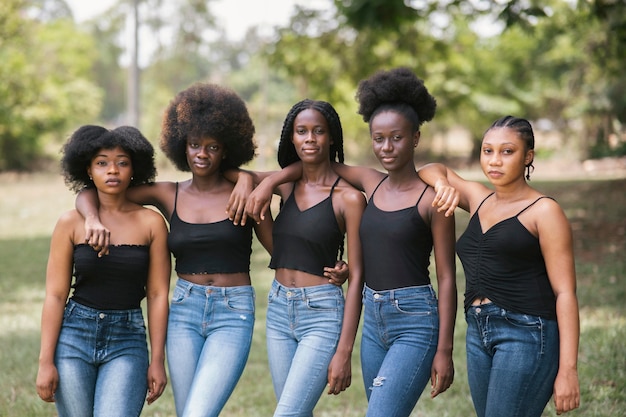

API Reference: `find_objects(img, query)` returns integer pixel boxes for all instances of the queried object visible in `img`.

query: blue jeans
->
[166,278,255,417]
[360,285,439,417]
[266,279,344,417]
[54,299,148,417]
[465,302,559,417]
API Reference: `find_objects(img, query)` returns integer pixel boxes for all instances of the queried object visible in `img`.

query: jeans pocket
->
[170,284,190,304]
[226,293,255,313]
[504,311,542,328]
[306,294,339,311]
[393,297,432,315]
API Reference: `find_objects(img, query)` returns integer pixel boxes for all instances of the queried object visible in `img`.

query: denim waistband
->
[270,278,343,300]
[66,299,143,321]
[176,277,254,297]
[363,284,435,302]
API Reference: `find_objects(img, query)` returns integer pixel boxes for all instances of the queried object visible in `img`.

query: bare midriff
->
[275,268,329,288]
[178,272,251,287]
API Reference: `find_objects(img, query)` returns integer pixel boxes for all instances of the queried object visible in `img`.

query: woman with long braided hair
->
[250,99,365,416]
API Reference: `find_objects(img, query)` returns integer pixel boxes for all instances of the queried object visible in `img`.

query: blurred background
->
[1,0,625,175]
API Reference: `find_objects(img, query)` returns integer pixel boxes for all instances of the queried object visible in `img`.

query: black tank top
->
[71,244,149,310]
[167,183,253,274]
[269,177,343,277]
[457,193,557,319]
[359,177,433,291]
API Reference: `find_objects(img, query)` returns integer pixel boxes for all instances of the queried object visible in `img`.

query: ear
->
[525,149,535,166]
[87,167,92,179]
[413,131,421,148]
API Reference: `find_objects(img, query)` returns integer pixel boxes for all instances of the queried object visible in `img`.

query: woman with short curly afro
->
[75,83,273,417]
[37,125,171,416]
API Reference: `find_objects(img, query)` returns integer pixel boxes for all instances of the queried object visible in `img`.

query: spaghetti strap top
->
[359,176,433,291]
[167,182,253,275]
[269,177,343,277]
[457,193,557,319]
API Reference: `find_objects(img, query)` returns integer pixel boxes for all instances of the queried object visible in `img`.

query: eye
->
[502,148,514,155]
[295,128,306,135]
[372,136,383,143]
[482,148,492,154]
[96,160,107,166]
[188,142,199,149]
[393,134,402,141]
[117,160,130,167]
[314,128,324,135]
[209,144,220,151]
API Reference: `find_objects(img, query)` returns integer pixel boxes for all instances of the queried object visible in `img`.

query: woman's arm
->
[76,183,174,255]
[428,204,457,398]
[326,188,366,395]
[144,210,172,405]
[36,211,76,402]
[253,209,274,256]
[330,162,385,195]
[244,163,303,223]
[537,201,580,415]
[417,163,486,215]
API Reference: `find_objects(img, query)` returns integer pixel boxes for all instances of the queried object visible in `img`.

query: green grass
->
[0,174,624,416]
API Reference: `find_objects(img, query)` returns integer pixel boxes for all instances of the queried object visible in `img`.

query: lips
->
[105,179,121,185]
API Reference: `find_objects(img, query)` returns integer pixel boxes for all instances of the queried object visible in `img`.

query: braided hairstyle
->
[277,99,344,168]
[61,125,156,193]
[160,82,256,172]
[276,99,346,259]
[356,67,436,134]
[487,115,535,180]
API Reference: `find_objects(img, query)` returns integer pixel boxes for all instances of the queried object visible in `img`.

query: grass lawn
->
[0,172,624,416]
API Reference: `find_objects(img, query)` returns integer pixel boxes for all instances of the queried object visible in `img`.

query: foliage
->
[0,0,102,171]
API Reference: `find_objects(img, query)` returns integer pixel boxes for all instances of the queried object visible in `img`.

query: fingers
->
[431,186,459,217]
[146,379,167,405]
[327,375,351,395]
[36,381,57,403]
[85,229,110,257]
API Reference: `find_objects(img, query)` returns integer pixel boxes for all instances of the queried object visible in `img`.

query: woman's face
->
[88,146,133,193]
[186,136,225,176]
[291,108,332,164]
[370,110,418,172]
[480,127,533,185]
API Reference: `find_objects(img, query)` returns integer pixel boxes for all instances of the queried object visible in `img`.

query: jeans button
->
[475,307,481,313]
[99,313,105,319]
[373,293,380,299]
[286,291,292,297]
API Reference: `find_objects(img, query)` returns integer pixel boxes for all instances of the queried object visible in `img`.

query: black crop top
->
[456,193,557,319]
[269,178,343,277]
[359,177,433,291]
[71,244,149,310]
[167,183,253,275]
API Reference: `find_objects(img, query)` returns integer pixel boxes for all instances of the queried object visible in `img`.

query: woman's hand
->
[553,368,580,414]
[432,179,460,218]
[244,179,274,224]
[430,350,454,398]
[84,216,110,257]
[36,362,58,403]
[145,362,167,405]
[227,172,255,226]
[327,350,352,395]
[324,260,349,286]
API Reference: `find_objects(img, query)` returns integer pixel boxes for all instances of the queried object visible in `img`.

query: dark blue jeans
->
[465,303,559,417]
[54,299,148,417]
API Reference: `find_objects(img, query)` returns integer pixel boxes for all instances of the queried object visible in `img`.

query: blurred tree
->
[0,0,102,171]
[270,0,625,160]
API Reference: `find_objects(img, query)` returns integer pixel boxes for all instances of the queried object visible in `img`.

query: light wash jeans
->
[360,284,439,417]
[54,299,148,417]
[266,279,344,417]
[465,302,559,417]
[166,278,255,417]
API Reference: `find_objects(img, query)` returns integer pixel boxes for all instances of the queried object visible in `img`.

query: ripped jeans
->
[360,285,439,417]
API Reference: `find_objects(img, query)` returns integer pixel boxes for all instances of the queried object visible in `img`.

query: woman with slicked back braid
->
[420,115,581,416]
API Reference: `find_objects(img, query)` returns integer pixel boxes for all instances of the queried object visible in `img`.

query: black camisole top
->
[359,176,433,291]
[167,183,253,275]
[269,177,343,277]
[456,193,557,319]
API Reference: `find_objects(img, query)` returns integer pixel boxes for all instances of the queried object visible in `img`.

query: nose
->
[107,162,119,174]
[488,153,502,166]
[381,138,393,152]
[197,146,209,158]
